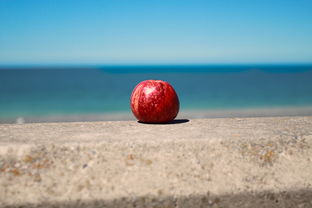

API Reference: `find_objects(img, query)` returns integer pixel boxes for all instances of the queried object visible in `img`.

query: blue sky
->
[0,0,312,65]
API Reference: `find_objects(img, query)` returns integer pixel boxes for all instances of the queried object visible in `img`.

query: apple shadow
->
[138,119,189,125]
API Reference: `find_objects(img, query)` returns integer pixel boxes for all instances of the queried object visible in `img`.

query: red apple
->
[130,80,180,123]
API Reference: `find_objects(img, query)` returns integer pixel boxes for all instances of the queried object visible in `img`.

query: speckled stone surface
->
[0,117,312,208]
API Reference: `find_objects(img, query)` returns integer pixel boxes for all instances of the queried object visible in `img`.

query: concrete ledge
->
[0,117,312,207]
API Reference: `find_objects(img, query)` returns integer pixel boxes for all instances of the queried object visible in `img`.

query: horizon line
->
[1,62,312,69]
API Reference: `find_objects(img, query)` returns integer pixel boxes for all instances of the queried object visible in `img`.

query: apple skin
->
[130,80,180,123]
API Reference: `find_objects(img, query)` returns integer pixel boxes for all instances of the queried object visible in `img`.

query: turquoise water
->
[0,65,312,120]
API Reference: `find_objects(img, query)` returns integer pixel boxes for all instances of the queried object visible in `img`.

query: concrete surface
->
[0,117,312,208]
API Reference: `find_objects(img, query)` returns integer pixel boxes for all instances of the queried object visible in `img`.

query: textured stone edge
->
[2,189,312,208]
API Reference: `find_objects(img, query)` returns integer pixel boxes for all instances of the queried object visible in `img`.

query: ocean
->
[1,65,312,123]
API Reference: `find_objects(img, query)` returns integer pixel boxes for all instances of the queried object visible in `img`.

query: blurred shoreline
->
[2,66,312,124]
[2,106,312,124]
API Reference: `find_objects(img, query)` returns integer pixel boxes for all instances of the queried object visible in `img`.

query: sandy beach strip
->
[1,106,312,124]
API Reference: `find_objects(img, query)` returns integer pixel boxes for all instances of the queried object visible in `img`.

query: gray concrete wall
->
[0,117,312,207]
